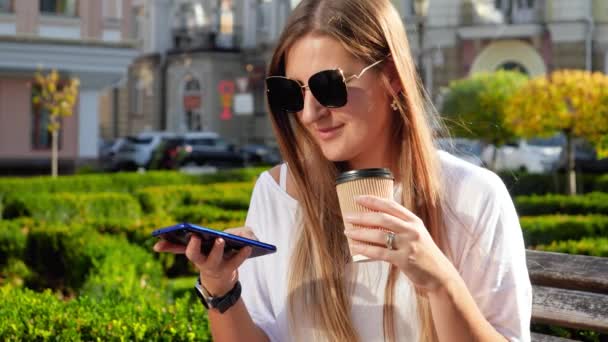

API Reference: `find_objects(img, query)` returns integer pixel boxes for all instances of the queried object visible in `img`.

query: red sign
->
[218,80,235,121]
[183,95,201,110]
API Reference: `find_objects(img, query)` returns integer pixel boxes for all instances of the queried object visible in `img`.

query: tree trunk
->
[566,133,576,195]
[490,145,498,172]
[52,129,58,178]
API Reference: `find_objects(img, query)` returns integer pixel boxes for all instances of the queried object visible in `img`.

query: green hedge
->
[0,286,210,341]
[171,205,247,225]
[24,224,161,292]
[520,215,608,246]
[536,237,608,257]
[597,174,608,192]
[0,167,267,198]
[0,219,27,266]
[136,182,253,214]
[515,192,608,216]
[0,171,200,196]
[3,192,142,223]
[498,171,601,196]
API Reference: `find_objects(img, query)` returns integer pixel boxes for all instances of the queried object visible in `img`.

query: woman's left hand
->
[343,195,459,293]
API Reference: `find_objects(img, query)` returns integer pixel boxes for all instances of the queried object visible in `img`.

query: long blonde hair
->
[266,1,448,341]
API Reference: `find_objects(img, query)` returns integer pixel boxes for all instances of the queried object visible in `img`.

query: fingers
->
[185,234,207,265]
[225,246,252,270]
[224,226,258,240]
[153,239,187,254]
[345,211,419,236]
[205,238,226,269]
[355,195,421,224]
[350,240,393,262]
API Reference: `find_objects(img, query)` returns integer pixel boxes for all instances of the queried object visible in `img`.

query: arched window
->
[497,61,529,75]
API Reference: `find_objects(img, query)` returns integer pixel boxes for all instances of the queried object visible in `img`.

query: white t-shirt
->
[239,151,532,342]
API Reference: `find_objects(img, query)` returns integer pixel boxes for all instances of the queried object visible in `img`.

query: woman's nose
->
[298,90,327,124]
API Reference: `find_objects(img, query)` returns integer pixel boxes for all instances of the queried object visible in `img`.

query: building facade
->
[0,0,137,174]
[116,0,608,148]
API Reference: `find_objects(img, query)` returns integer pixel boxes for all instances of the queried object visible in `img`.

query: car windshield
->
[528,135,565,147]
[126,136,153,144]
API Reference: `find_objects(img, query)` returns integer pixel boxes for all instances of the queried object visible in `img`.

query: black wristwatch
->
[194,277,242,314]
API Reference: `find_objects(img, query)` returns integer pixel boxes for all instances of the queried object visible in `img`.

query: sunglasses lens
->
[266,77,304,113]
[309,70,347,108]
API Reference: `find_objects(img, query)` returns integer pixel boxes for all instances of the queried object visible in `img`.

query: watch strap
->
[195,278,241,314]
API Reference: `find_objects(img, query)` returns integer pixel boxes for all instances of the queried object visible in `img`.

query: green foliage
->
[3,192,142,223]
[499,171,601,196]
[515,192,608,216]
[0,287,211,341]
[596,174,608,193]
[536,237,608,257]
[0,220,28,266]
[505,70,608,148]
[441,70,528,145]
[136,182,254,214]
[0,171,201,196]
[520,215,608,246]
[170,205,247,226]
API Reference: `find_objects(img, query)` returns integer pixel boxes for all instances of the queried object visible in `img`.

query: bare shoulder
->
[267,164,299,201]
[269,164,281,184]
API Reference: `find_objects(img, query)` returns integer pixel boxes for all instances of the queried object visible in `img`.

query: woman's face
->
[284,34,395,168]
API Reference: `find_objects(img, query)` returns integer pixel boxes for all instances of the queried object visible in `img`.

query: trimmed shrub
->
[0,286,211,341]
[24,224,162,293]
[535,237,608,257]
[520,215,608,246]
[597,174,608,192]
[498,171,600,196]
[171,205,247,226]
[3,192,142,223]
[136,182,253,214]
[0,167,266,197]
[515,192,608,216]
[0,219,28,266]
[0,171,201,195]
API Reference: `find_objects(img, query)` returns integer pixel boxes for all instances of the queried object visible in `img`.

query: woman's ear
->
[383,58,403,95]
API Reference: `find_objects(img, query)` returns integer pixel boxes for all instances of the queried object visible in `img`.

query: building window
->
[39,0,78,17]
[31,84,62,150]
[103,0,123,20]
[131,78,145,115]
[0,0,14,13]
[497,61,529,75]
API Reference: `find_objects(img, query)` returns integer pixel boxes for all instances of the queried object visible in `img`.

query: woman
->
[154,0,532,341]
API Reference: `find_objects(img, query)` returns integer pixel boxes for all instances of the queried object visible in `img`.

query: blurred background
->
[0,0,606,177]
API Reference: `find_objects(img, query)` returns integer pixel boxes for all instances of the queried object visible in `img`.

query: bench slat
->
[530,332,578,342]
[532,285,608,333]
[527,250,608,294]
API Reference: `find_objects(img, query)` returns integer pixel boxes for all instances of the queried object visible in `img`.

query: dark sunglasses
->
[266,56,388,113]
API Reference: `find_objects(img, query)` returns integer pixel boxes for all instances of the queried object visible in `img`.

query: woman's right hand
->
[153,226,256,296]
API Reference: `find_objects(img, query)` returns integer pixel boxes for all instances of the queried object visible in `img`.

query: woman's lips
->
[316,124,345,141]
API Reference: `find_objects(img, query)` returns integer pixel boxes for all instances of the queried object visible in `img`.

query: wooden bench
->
[527,250,608,341]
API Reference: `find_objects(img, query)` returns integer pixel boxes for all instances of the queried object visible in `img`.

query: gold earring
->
[391,98,399,111]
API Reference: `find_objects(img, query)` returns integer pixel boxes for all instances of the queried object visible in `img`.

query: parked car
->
[177,132,245,168]
[98,137,126,171]
[481,134,564,173]
[114,131,177,170]
[240,144,282,166]
[557,139,608,174]
[437,138,484,167]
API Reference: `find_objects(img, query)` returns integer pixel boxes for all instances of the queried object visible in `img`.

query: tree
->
[504,70,608,195]
[441,70,528,170]
[32,70,80,178]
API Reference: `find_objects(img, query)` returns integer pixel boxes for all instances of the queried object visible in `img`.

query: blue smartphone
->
[152,222,277,259]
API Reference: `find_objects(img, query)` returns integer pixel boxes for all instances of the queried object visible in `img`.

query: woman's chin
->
[319,145,355,163]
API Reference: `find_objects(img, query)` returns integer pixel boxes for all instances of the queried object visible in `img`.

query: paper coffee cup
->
[336,168,394,262]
